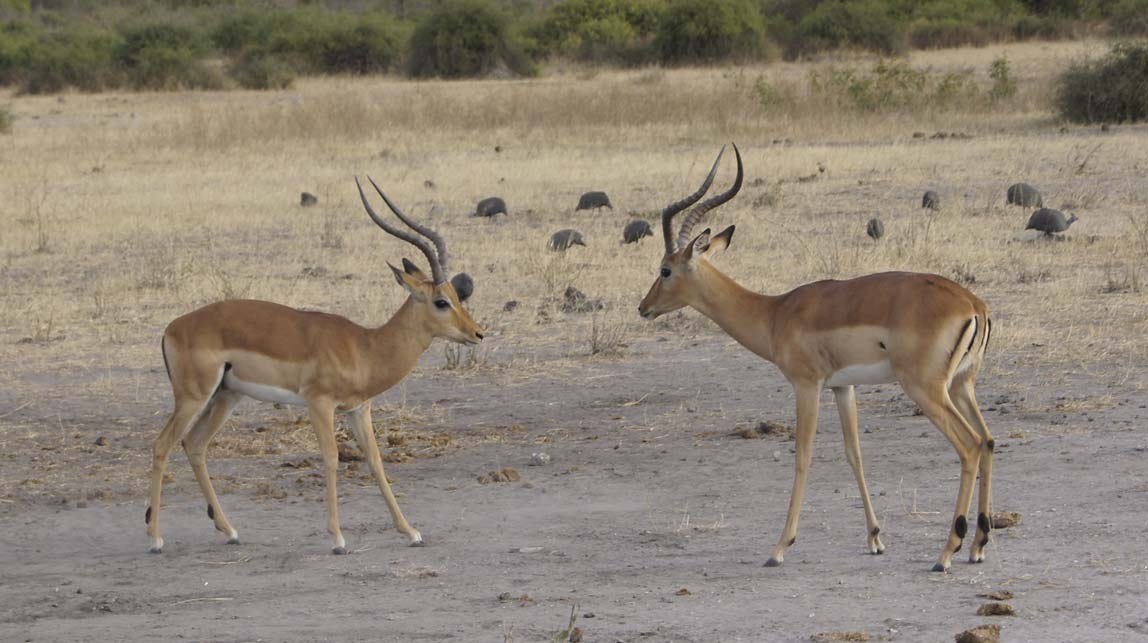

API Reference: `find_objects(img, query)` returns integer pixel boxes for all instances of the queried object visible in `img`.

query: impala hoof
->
[764,558,782,567]
[148,547,163,554]
[409,539,426,547]
[873,548,884,555]
[226,537,241,545]
[931,563,948,573]
[332,546,348,555]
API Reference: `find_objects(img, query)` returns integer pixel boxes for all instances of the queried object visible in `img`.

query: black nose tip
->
[475,332,484,340]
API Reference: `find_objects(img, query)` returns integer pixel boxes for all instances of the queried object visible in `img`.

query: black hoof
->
[873,549,884,556]
[970,557,984,564]
[148,547,163,554]
[226,537,241,545]
[764,558,781,567]
[930,563,948,573]
[409,540,426,547]
[332,546,348,555]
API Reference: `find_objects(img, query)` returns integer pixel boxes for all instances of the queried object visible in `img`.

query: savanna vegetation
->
[1,0,1147,93]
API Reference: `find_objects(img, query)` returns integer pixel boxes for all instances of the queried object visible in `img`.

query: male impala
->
[639,145,995,572]
[147,177,484,555]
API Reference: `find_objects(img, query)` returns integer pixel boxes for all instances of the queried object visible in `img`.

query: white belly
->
[223,372,307,406]
[825,360,896,388]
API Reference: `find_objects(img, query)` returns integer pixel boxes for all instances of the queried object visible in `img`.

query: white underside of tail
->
[223,372,307,406]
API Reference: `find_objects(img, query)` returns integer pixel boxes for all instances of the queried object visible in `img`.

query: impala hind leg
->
[147,395,213,553]
[182,390,243,545]
[307,399,346,554]
[767,384,821,567]
[350,405,423,546]
[951,377,994,563]
[833,386,884,555]
[904,384,982,572]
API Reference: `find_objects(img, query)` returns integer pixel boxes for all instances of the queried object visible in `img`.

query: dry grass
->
[1,39,1146,423]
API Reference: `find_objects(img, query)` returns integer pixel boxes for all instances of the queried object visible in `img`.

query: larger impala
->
[147,177,484,555]
[639,146,995,572]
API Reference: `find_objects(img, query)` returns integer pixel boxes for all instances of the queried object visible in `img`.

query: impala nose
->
[475,332,485,340]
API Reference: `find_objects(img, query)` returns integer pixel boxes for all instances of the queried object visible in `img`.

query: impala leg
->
[350,406,423,546]
[832,385,884,555]
[906,385,982,572]
[147,396,212,553]
[951,378,994,563]
[307,399,346,555]
[767,384,821,567]
[182,390,243,545]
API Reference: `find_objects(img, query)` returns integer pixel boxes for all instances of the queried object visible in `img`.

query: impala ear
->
[450,272,474,302]
[389,262,428,300]
[704,225,735,255]
[683,228,712,261]
[401,258,429,280]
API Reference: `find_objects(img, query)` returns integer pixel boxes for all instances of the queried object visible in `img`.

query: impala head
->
[356,177,485,345]
[639,144,743,320]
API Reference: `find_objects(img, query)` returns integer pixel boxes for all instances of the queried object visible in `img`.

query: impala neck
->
[367,298,435,391]
[691,262,777,361]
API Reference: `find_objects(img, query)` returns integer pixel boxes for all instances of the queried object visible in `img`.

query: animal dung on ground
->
[300,192,318,207]
[337,441,363,462]
[866,218,884,241]
[977,590,1014,601]
[922,190,940,210]
[503,300,519,313]
[976,603,1016,617]
[478,468,520,484]
[473,196,507,217]
[1025,208,1078,235]
[955,625,1000,643]
[623,219,654,244]
[989,511,1021,528]
[549,228,586,251]
[576,190,613,211]
[736,421,795,440]
[1007,183,1042,207]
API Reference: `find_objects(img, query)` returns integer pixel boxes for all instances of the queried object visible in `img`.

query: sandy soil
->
[2,329,1146,642]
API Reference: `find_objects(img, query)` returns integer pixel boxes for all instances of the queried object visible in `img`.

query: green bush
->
[1056,42,1148,123]
[655,0,767,64]
[15,26,123,93]
[229,53,296,89]
[114,22,221,90]
[407,0,535,78]
[533,0,663,63]
[988,54,1017,100]
[212,9,404,76]
[793,0,906,57]
[1109,0,1148,35]
[810,59,977,111]
[0,104,12,133]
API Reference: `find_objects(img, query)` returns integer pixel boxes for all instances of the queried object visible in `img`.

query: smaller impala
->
[639,145,995,572]
[147,177,483,555]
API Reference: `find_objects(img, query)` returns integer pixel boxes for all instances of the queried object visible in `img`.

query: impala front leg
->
[767,383,821,567]
[307,398,347,554]
[350,405,424,546]
[833,385,884,555]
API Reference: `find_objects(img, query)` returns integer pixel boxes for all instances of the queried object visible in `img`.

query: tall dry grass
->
[1,39,1145,406]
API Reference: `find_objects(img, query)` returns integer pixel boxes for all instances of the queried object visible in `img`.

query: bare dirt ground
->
[1,332,1146,642]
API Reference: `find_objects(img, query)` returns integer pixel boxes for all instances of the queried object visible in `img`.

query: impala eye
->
[660,267,671,279]
[434,299,450,309]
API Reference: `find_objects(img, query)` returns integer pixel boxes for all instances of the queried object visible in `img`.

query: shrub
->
[407,0,535,78]
[655,0,768,64]
[0,104,12,133]
[793,0,906,57]
[1056,42,1148,123]
[229,53,296,89]
[809,59,977,112]
[533,0,663,63]
[988,54,1017,100]
[213,9,404,76]
[16,26,123,94]
[114,22,221,90]
[1109,0,1148,35]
